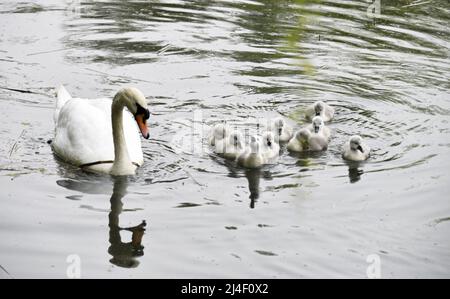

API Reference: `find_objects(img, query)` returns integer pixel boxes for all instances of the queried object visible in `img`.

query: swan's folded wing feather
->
[54,85,72,124]
[52,98,115,165]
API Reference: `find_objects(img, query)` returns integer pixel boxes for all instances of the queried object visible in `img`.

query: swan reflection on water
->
[244,168,274,209]
[108,177,146,268]
[56,175,147,268]
[212,156,264,209]
[345,161,365,184]
[245,168,261,209]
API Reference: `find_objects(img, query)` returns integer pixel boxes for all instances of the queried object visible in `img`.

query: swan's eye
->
[136,104,150,120]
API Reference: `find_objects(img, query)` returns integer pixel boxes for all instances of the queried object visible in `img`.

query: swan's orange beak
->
[135,114,150,139]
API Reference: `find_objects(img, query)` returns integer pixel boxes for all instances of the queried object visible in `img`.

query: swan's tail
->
[54,85,72,123]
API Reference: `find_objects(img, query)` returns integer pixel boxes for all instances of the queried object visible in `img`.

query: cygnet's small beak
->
[135,111,150,139]
[314,125,320,133]
[357,145,364,153]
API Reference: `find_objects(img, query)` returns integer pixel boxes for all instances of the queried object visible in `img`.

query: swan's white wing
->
[53,98,143,166]
[309,135,328,151]
[54,85,72,124]
[342,142,351,158]
[287,139,300,152]
[280,127,293,142]
[53,98,114,165]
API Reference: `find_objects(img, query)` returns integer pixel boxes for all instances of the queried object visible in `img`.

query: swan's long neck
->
[111,95,133,175]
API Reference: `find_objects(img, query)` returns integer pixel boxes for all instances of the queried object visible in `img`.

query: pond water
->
[0,0,449,278]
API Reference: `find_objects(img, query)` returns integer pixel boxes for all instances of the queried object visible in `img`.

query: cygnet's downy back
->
[238,136,266,168]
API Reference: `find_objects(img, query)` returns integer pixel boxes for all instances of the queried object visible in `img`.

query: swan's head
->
[213,123,229,140]
[295,128,311,141]
[349,135,364,153]
[312,116,324,133]
[263,131,276,147]
[273,117,285,136]
[296,129,311,149]
[250,136,261,153]
[274,117,285,128]
[116,87,150,139]
[314,101,325,116]
[229,130,243,148]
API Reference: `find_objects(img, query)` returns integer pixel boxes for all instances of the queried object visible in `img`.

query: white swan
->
[305,101,335,122]
[308,133,329,151]
[209,123,230,146]
[306,116,331,141]
[287,129,328,152]
[287,129,310,152]
[52,85,150,176]
[215,130,244,160]
[238,136,266,168]
[268,117,293,143]
[261,131,280,160]
[342,135,370,161]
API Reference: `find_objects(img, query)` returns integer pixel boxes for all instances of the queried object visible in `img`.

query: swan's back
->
[287,138,305,152]
[309,134,328,151]
[54,85,72,123]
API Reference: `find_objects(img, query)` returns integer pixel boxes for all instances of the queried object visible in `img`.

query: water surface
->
[0,0,449,278]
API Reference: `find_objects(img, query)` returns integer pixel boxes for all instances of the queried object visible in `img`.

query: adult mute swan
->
[342,135,371,161]
[52,86,150,176]
[305,101,335,122]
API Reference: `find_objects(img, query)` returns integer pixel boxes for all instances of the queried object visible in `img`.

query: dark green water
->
[0,0,449,278]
